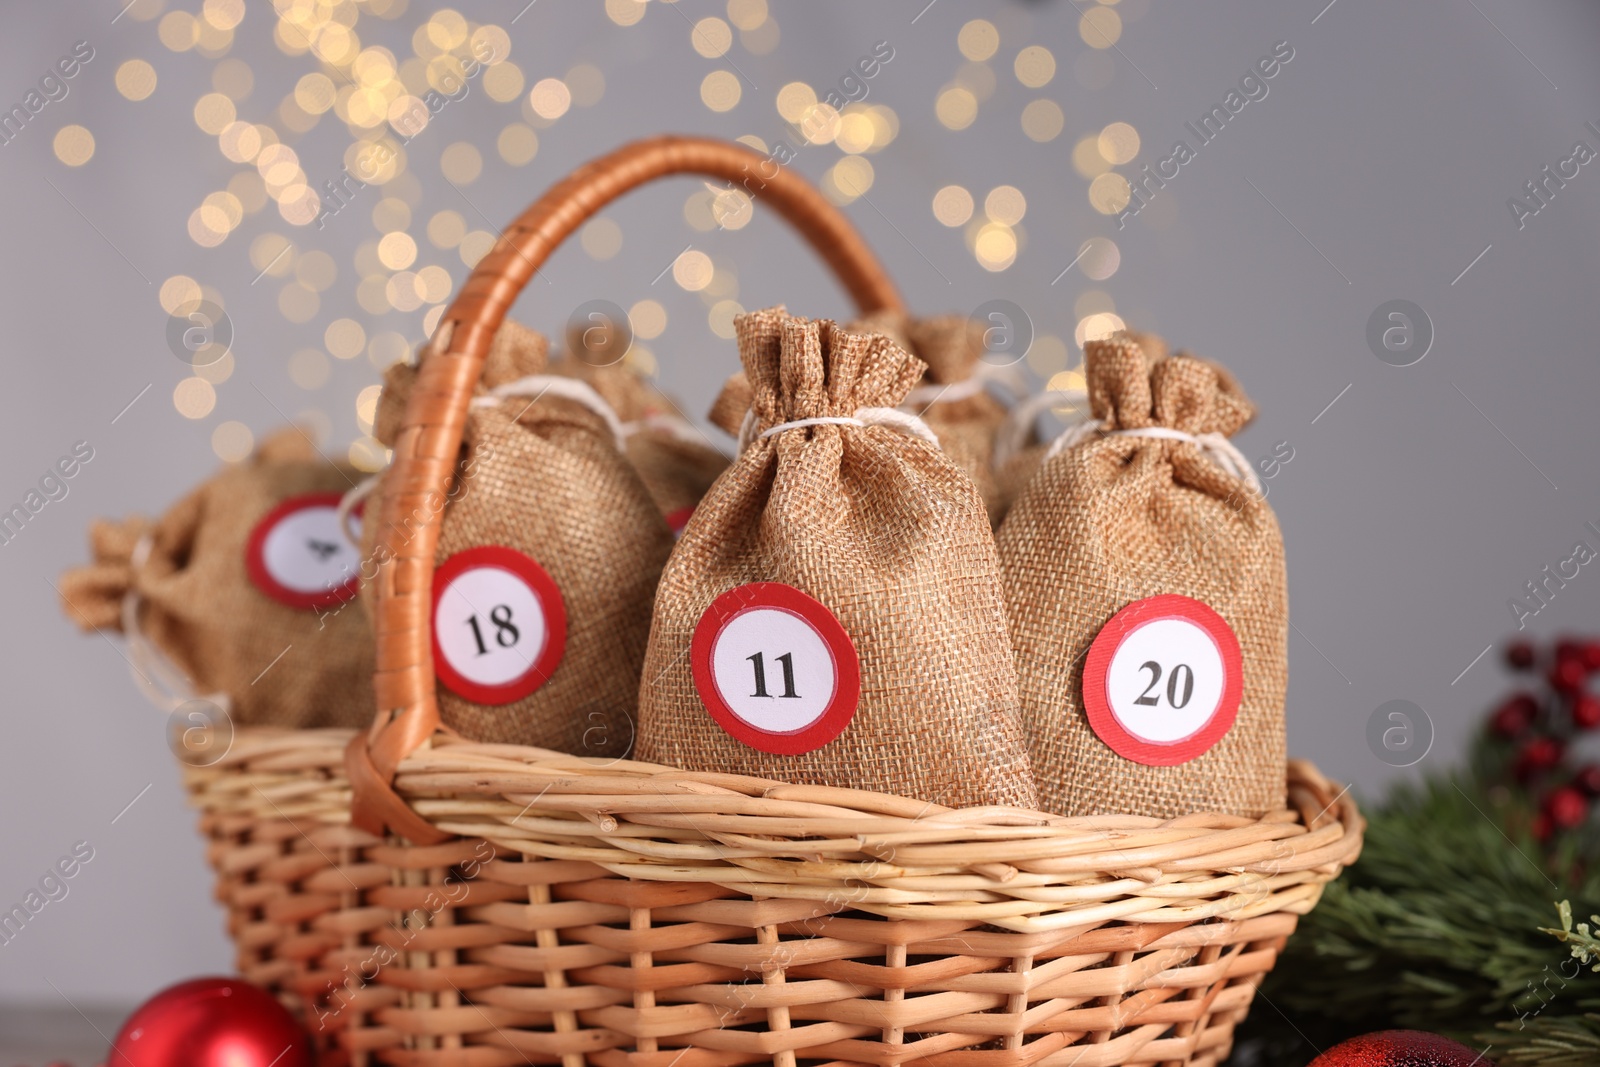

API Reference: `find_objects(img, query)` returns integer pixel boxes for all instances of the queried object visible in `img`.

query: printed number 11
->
[747,651,800,699]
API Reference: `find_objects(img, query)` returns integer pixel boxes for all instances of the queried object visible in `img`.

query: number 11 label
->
[691,582,859,755]
[1082,594,1243,767]
[432,545,566,705]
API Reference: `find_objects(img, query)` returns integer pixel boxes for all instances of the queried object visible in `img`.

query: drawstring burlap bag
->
[998,331,1285,819]
[57,428,374,728]
[363,317,672,754]
[551,323,729,531]
[710,312,1022,526]
[637,307,1037,809]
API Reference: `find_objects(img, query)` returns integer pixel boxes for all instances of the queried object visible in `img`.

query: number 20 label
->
[432,546,566,705]
[691,582,860,755]
[1082,594,1243,767]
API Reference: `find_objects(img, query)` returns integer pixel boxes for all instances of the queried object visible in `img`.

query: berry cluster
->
[1489,638,1600,840]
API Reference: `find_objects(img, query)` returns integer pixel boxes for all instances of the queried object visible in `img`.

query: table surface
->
[0,1005,125,1066]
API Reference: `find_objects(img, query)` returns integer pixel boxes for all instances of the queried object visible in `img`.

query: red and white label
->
[245,492,361,610]
[1082,594,1243,767]
[691,582,859,755]
[665,506,695,539]
[431,545,566,705]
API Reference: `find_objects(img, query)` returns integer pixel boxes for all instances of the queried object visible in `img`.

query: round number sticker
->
[690,582,859,755]
[1081,594,1243,767]
[245,493,362,610]
[431,546,566,705]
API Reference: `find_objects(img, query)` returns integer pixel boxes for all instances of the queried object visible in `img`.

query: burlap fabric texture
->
[364,318,673,753]
[550,323,728,524]
[637,307,1038,809]
[57,428,374,729]
[997,331,1287,819]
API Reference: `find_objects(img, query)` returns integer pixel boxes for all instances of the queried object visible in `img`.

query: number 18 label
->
[691,582,859,755]
[432,546,566,705]
[1082,594,1243,767]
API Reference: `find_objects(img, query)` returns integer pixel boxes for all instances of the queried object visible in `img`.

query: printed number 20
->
[1134,660,1193,709]
[747,652,800,699]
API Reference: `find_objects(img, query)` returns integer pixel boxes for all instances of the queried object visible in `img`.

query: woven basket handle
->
[348,134,905,842]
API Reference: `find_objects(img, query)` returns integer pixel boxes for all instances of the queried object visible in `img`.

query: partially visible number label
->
[432,546,566,705]
[245,493,361,610]
[691,582,859,755]
[1082,594,1243,767]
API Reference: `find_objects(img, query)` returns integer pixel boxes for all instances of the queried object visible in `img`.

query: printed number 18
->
[747,651,800,699]
[466,604,520,656]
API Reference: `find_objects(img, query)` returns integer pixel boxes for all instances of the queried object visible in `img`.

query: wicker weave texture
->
[190,728,1361,1067]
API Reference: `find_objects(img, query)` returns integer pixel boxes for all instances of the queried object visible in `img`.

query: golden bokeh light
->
[692,17,733,57]
[935,87,977,131]
[708,299,743,339]
[440,141,482,183]
[1072,135,1111,178]
[775,82,815,124]
[1080,6,1123,48]
[158,11,199,51]
[1098,122,1141,165]
[377,231,418,270]
[484,62,524,103]
[1089,172,1132,214]
[52,126,94,167]
[985,185,1026,226]
[116,60,158,101]
[173,377,216,419]
[727,0,767,30]
[211,421,253,462]
[528,78,571,120]
[673,249,714,292]
[580,217,623,260]
[193,92,236,135]
[629,299,667,340]
[427,210,466,248]
[326,318,367,359]
[497,123,538,165]
[973,223,1018,271]
[1021,99,1064,142]
[1075,312,1127,348]
[1014,46,1056,88]
[606,0,647,27]
[957,19,999,62]
[932,185,974,227]
[159,275,202,315]
[701,70,741,112]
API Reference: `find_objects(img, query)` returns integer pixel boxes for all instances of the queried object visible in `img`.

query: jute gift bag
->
[363,317,672,753]
[58,428,373,728]
[998,331,1286,818]
[638,307,1037,809]
[552,322,728,532]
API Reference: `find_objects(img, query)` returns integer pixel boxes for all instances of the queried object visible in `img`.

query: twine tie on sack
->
[621,410,729,456]
[1045,419,1263,493]
[991,388,1090,470]
[900,360,1030,409]
[474,374,629,451]
[737,405,940,452]
[122,533,233,716]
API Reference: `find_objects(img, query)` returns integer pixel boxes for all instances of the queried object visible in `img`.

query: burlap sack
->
[997,332,1286,818]
[57,428,374,728]
[363,317,672,754]
[990,329,1170,528]
[551,324,728,529]
[637,307,1037,809]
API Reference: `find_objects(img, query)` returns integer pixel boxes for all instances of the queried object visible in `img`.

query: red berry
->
[1576,764,1600,796]
[1491,693,1539,736]
[1546,786,1590,829]
[1576,694,1600,730]
[1533,811,1555,841]
[1585,642,1600,671]
[1506,640,1537,670]
[1550,656,1587,692]
[1516,736,1566,781]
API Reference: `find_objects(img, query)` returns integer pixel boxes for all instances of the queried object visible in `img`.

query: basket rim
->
[189,727,1362,933]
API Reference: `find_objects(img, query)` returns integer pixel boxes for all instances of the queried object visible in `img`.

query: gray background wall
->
[2,0,1598,1013]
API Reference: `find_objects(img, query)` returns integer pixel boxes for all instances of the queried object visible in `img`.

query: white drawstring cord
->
[621,411,728,457]
[737,405,941,453]
[991,388,1091,471]
[1044,420,1263,493]
[474,374,628,451]
[900,360,1031,409]
[336,475,379,548]
[122,535,233,715]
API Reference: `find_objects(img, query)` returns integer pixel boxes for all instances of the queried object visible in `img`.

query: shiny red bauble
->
[1490,693,1538,737]
[1308,1029,1493,1066]
[1545,785,1590,829]
[107,977,310,1067]
[1573,693,1600,730]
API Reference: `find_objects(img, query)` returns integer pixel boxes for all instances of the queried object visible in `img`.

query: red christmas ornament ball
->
[1490,693,1538,737]
[1575,763,1600,796]
[108,977,310,1067]
[1549,655,1587,692]
[1573,693,1600,730]
[1505,640,1536,670]
[1308,1030,1492,1066]
[1545,785,1590,829]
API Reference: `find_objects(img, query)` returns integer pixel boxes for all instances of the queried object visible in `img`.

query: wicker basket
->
[183,136,1364,1067]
